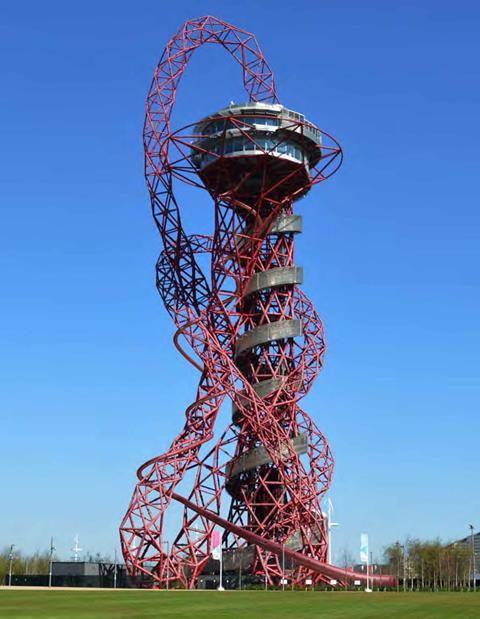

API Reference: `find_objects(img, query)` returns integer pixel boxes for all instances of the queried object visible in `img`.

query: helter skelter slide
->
[120,15,394,589]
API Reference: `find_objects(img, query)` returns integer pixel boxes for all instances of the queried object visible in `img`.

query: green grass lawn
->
[0,590,479,619]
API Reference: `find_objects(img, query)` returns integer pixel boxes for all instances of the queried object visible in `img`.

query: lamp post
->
[48,537,55,588]
[395,542,401,593]
[469,524,476,592]
[8,544,15,587]
[162,541,170,590]
[113,548,118,590]
[282,544,285,591]
[238,552,242,591]
[365,545,372,593]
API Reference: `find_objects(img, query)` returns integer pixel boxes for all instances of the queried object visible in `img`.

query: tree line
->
[0,547,114,583]
[0,548,51,582]
[1,539,476,590]
[382,537,475,591]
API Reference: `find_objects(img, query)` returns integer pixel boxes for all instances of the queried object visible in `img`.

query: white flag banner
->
[360,533,369,564]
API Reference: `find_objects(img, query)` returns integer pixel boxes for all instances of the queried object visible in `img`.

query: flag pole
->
[212,528,224,591]
[218,545,224,591]
[361,533,372,593]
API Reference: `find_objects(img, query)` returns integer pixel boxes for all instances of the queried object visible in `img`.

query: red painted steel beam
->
[172,492,395,587]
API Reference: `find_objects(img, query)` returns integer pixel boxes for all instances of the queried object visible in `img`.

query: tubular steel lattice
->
[120,15,393,589]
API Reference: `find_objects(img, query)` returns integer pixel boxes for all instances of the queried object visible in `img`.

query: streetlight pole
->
[164,541,170,591]
[113,548,118,590]
[282,544,285,591]
[469,525,476,592]
[366,549,370,592]
[48,537,55,588]
[8,544,15,587]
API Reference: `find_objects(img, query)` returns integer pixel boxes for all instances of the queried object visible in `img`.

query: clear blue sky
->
[1,0,479,564]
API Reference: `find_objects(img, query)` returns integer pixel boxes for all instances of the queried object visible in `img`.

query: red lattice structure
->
[120,15,394,589]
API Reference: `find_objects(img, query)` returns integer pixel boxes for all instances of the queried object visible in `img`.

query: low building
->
[52,561,103,578]
[453,531,480,580]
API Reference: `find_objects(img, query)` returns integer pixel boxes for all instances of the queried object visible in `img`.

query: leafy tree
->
[383,537,472,591]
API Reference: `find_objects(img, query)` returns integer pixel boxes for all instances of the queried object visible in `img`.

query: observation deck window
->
[202,115,281,137]
[194,135,305,166]
[239,116,280,128]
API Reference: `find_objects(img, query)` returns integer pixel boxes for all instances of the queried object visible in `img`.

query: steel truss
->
[120,15,393,589]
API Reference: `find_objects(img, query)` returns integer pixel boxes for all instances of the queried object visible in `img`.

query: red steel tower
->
[120,15,393,589]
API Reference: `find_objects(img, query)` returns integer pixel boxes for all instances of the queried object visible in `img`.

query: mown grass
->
[0,590,479,619]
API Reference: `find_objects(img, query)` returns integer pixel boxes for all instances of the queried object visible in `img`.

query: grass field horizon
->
[1,590,480,618]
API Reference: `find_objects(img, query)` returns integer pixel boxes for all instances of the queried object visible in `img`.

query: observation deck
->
[191,102,322,202]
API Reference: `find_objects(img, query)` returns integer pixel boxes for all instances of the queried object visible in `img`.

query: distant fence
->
[4,573,149,588]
